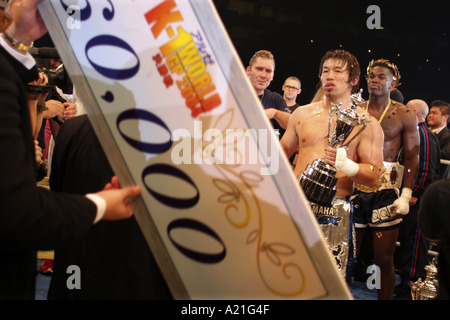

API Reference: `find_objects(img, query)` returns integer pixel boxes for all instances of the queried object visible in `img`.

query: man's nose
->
[327,71,335,79]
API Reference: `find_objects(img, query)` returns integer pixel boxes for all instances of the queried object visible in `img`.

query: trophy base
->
[299,159,338,207]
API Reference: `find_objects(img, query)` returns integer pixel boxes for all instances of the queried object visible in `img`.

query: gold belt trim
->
[355,162,404,193]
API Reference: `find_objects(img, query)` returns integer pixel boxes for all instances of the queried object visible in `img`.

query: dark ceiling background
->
[212,0,450,106]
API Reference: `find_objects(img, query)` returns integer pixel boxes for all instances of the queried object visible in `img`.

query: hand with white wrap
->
[390,187,412,218]
[325,147,359,177]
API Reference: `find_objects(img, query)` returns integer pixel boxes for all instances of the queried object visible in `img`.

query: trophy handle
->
[340,122,367,148]
[325,105,339,140]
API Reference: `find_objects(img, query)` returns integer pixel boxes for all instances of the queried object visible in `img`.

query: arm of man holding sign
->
[0,0,141,249]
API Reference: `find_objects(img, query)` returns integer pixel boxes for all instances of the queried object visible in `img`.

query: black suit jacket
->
[48,115,172,299]
[0,46,97,299]
[412,122,441,197]
[418,178,450,299]
[436,127,450,178]
[436,127,450,160]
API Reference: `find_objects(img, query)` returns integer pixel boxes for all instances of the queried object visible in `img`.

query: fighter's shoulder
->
[392,100,407,110]
[393,100,416,119]
[293,101,320,113]
[288,102,314,122]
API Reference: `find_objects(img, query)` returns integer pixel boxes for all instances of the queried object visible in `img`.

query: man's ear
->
[350,76,359,88]
[390,80,397,91]
[246,66,250,76]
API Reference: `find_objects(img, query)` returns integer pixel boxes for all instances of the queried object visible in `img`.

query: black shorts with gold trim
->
[353,189,402,230]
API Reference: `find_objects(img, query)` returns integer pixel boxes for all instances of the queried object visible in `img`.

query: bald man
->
[394,99,441,299]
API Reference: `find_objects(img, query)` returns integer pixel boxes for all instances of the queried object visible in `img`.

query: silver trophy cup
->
[411,258,439,300]
[299,93,370,207]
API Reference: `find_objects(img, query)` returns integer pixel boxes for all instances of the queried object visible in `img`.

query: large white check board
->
[39,0,351,300]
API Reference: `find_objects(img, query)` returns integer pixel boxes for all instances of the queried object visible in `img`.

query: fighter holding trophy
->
[280,50,384,279]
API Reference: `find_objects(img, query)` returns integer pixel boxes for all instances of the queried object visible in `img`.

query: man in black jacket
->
[428,99,450,178]
[48,115,171,299]
[394,99,441,299]
[0,0,141,299]
[418,178,450,300]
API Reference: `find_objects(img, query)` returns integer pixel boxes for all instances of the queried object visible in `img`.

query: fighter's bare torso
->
[291,100,376,196]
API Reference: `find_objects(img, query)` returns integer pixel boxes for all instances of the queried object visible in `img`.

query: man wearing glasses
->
[282,76,302,113]
[281,76,302,165]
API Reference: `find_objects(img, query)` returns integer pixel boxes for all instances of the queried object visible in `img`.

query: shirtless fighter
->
[280,50,384,280]
[354,59,419,299]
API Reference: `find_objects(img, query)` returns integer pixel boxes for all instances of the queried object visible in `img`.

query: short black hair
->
[319,49,360,93]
